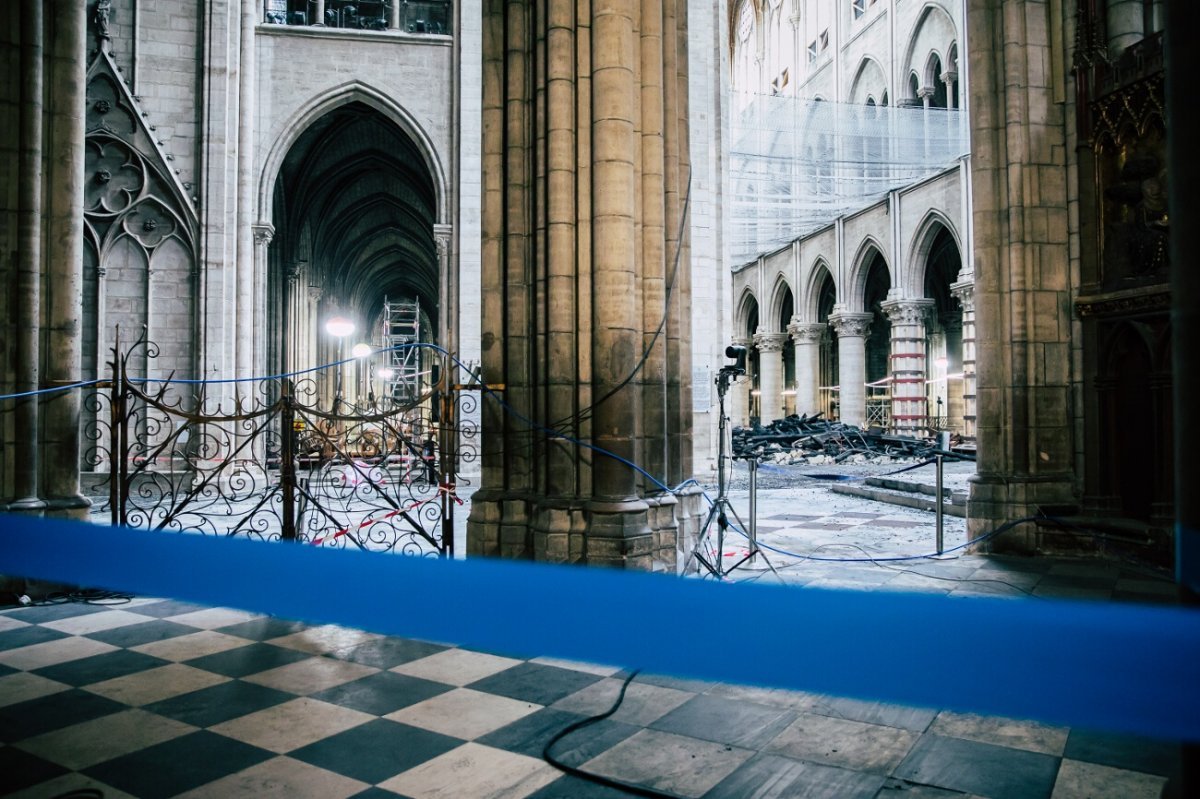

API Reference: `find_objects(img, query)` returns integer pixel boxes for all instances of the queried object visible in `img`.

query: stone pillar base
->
[531,500,587,564]
[585,499,654,570]
[967,474,1077,553]
[672,485,706,574]
[466,489,504,557]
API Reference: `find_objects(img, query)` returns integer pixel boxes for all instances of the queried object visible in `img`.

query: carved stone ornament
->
[787,322,826,344]
[950,282,975,312]
[828,313,873,339]
[881,299,933,326]
[1075,289,1169,318]
[753,332,788,353]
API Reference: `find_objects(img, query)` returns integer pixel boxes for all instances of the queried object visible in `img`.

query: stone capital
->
[433,223,453,260]
[918,87,935,100]
[787,321,826,344]
[950,280,975,312]
[753,332,789,353]
[252,222,275,246]
[827,312,873,339]
[308,285,324,302]
[941,70,958,85]
[731,335,752,347]
[880,298,934,326]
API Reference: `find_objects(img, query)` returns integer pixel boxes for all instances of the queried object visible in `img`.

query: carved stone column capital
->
[950,280,975,312]
[828,312,873,339]
[881,298,934,326]
[787,321,826,344]
[731,335,752,347]
[307,286,324,302]
[433,223,453,260]
[753,332,788,353]
[252,222,275,246]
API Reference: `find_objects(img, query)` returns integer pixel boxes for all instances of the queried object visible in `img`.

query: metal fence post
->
[280,379,296,541]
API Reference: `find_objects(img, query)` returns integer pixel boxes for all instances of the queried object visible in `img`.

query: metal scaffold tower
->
[381,297,423,402]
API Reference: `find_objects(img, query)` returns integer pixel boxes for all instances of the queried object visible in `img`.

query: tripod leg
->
[684,500,724,577]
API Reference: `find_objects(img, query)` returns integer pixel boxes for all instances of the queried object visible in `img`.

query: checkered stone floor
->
[0,592,1180,798]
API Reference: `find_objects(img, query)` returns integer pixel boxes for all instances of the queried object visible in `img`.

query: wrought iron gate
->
[83,333,477,555]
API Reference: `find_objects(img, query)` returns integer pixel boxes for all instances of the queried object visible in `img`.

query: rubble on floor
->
[732,413,973,465]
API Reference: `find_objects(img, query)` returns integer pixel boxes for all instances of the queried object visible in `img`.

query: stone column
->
[470,0,691,569]
[881,298,933,436]
[829,312,872,427]
[313,0,326,26]
[729,336,752,427]
[42,0,88,516]
[942,69,958,109]
[433,224,453,345]
[967,0,1075,549]
[12,0,45,511]
[252,223,274,378]
[389,0,401,30]
[788,321,825,417]
[951,279,976,438]
[754,332,787,424]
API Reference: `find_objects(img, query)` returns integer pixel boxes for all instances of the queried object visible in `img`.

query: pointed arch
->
[906,209,962,290]
[257,80,449,225]
[736,288,761,338]
[766,273,795,332]
[846,236,891,312]
[849,57,887,105]
[803,258,836,320]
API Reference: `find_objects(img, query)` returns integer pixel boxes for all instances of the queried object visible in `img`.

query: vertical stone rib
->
[43,0,87,512]
[545,1,577,498]
[639,0,666,489]
[13,0,43,509]
[236,0,256,381]
[670,0,692,482]
[590,0,638,501]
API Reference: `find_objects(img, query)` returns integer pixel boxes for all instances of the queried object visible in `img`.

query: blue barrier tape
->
[3,515,1199,741]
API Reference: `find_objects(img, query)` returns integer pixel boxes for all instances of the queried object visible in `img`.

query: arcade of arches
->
[731,222,972,442]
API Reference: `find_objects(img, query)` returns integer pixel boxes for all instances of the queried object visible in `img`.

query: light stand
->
[686,346,778,580]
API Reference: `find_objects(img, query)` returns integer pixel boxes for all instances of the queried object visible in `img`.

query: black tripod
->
[687,358,777,579]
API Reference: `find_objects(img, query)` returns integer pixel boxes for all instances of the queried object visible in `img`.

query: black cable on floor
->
[26,588,133,607]
[542,669,683,798]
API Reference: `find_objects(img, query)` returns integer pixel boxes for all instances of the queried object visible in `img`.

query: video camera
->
[721,344,747,376]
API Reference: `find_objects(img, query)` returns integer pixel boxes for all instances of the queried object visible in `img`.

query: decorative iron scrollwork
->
[84,329,475,557]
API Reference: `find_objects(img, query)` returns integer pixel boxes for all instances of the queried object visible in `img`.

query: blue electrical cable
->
[0,379,102,401]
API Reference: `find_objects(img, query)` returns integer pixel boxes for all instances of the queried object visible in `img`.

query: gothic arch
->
[906,210,962,290]
[849,57,888,105]
[803,258,836,320]
[766,274,794,332]
[736,288,761,338]
[258,81,449,226]
[846,236,890,312]
[902,2,957,96]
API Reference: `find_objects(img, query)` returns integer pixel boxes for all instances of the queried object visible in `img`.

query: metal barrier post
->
[749,458,758,562]
[935,453,944,555]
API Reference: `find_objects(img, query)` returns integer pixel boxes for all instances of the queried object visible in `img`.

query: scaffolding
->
[729,94,970,262]
[381,297,423,403]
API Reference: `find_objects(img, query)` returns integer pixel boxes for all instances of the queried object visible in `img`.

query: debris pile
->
[732,413,966,464]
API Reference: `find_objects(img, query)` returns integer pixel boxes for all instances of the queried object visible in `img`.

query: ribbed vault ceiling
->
[277,102,437,329]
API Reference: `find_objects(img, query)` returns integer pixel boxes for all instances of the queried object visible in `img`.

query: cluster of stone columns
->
[881,298,933,436]
[468,0,696,570]
[1,0,88,518]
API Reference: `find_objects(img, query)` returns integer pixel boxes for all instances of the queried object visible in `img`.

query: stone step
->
[863,476,968,505]
[829,482,967,518]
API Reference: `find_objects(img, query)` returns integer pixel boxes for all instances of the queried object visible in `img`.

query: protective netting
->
[730,94,969,262]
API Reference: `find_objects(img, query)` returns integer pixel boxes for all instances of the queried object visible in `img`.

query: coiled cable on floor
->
[542,669,683,798]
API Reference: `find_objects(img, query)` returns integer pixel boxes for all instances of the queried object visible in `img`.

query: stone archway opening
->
[922,225,964,431]
[779,288,796,416]
[267,102,439,408]
[815,269,838,419]
[863,252,892,426]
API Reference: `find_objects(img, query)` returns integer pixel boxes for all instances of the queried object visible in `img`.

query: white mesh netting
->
[729,94,970,262]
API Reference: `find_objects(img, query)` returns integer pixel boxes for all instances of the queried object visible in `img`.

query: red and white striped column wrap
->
[881,298,934,437]
[951,280,976,438]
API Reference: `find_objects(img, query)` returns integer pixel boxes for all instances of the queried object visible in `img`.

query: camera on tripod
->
[721,344,747,376]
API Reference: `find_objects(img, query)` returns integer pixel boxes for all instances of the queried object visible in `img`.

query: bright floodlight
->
[377,367,395,380]
[935,357,950,369]
[351,343,373,358]
[325,317,355,338]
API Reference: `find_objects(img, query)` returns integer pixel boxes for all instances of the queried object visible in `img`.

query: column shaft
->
[754,332,787,424]
[13,0,44,509]
[42,0,87,512]
[952,281,977,438]
[830,313,873,427]
[882,299,933,436]
[788,322,825,417]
